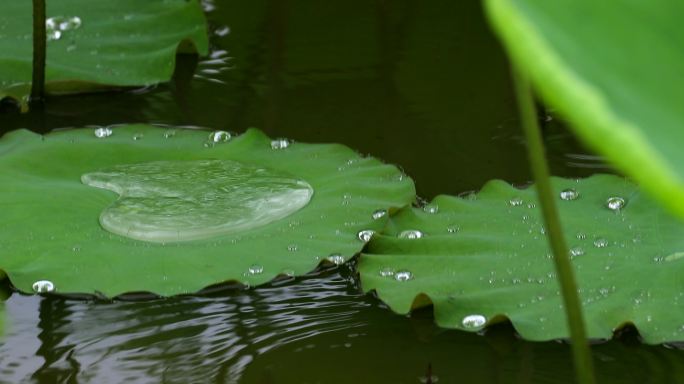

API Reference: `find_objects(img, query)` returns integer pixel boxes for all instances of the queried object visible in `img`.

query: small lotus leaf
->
[0,125,415,296]
[360,175,684,343]
[0,0,208,106]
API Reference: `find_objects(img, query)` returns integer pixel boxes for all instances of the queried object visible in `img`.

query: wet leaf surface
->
[361,175,684,343]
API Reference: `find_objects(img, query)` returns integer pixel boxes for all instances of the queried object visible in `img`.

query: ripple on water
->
[0,269,372,382]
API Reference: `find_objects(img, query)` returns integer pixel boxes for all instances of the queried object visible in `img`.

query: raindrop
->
[207,130,232,144]
[215,26,231,36]
[59,16,82,30]
[47,29,62,41]
[271,138,291,149]
[163,129,177,138]
[132,133,144,141]
[379,267,394,277]
[398,230,424,239]
[247,264,263,275]
[446,226,459,234]
[394,270,413,282]
[32,280,55,293]
[593,238,608,248]
[461,314,486,329]
[357,229,375,242]
[606,197,626,211]
[371,209,387,220]
[509,197,523,207]
[559,188,579,201]
[94,127,113,138]
[281,269,295,277]
[326,254,345,265]
[287,244,298,252]
[569,247,585,257]
[423,204,439,214]
[576,233,587,240]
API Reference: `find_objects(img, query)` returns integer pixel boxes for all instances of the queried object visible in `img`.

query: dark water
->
[1,0,678,383]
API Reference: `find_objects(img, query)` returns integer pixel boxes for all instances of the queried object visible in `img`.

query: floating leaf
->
[0,125,415,296]
[0,0,209,106]
[360,175,684,343]
[485,0,684,219]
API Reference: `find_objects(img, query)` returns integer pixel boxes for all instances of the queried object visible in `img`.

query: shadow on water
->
[0,0,637,383]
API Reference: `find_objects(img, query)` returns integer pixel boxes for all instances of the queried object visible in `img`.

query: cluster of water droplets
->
[326,254,346,265]
[46,16,82,41]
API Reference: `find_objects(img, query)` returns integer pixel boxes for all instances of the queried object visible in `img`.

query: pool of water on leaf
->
[1,0,681,383]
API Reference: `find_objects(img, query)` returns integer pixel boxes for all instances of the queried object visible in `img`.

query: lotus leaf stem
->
[31,0,46,102]
[512,66,596,384]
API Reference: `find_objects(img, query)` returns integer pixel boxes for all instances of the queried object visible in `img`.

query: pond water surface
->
[1,1,682,383]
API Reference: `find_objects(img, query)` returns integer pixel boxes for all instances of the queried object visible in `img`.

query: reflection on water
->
[1,266,684,383]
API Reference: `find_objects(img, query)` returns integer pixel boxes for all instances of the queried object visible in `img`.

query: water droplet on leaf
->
[208,130,232,144]
[371,209,387,220]
[247,264,263,275]
[82,160,313,242]
[94,127,113,138]
[569,247,585,257]
[593,238,608,248]
[559,188,579,201]
[462,314,486,329]
[394,270,413,281]
[357,229,375,242]
[32,280,55,293]
[326,254,345,265]
[398,230,424,239]
[423,204,439,214]
[606,197,626,211]
[271,138,291,149]
[509,197,523,207]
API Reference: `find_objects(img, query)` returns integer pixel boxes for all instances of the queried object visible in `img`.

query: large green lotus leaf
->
[0,0,208,106]
[360,175,684,343]
[0,125,415,296]
[484,0,684,219]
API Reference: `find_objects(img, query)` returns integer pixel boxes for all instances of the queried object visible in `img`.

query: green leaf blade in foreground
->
[484,0,684,219]
[0,0,209,105]
[360,175,684,343]
[0,125,415,297]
